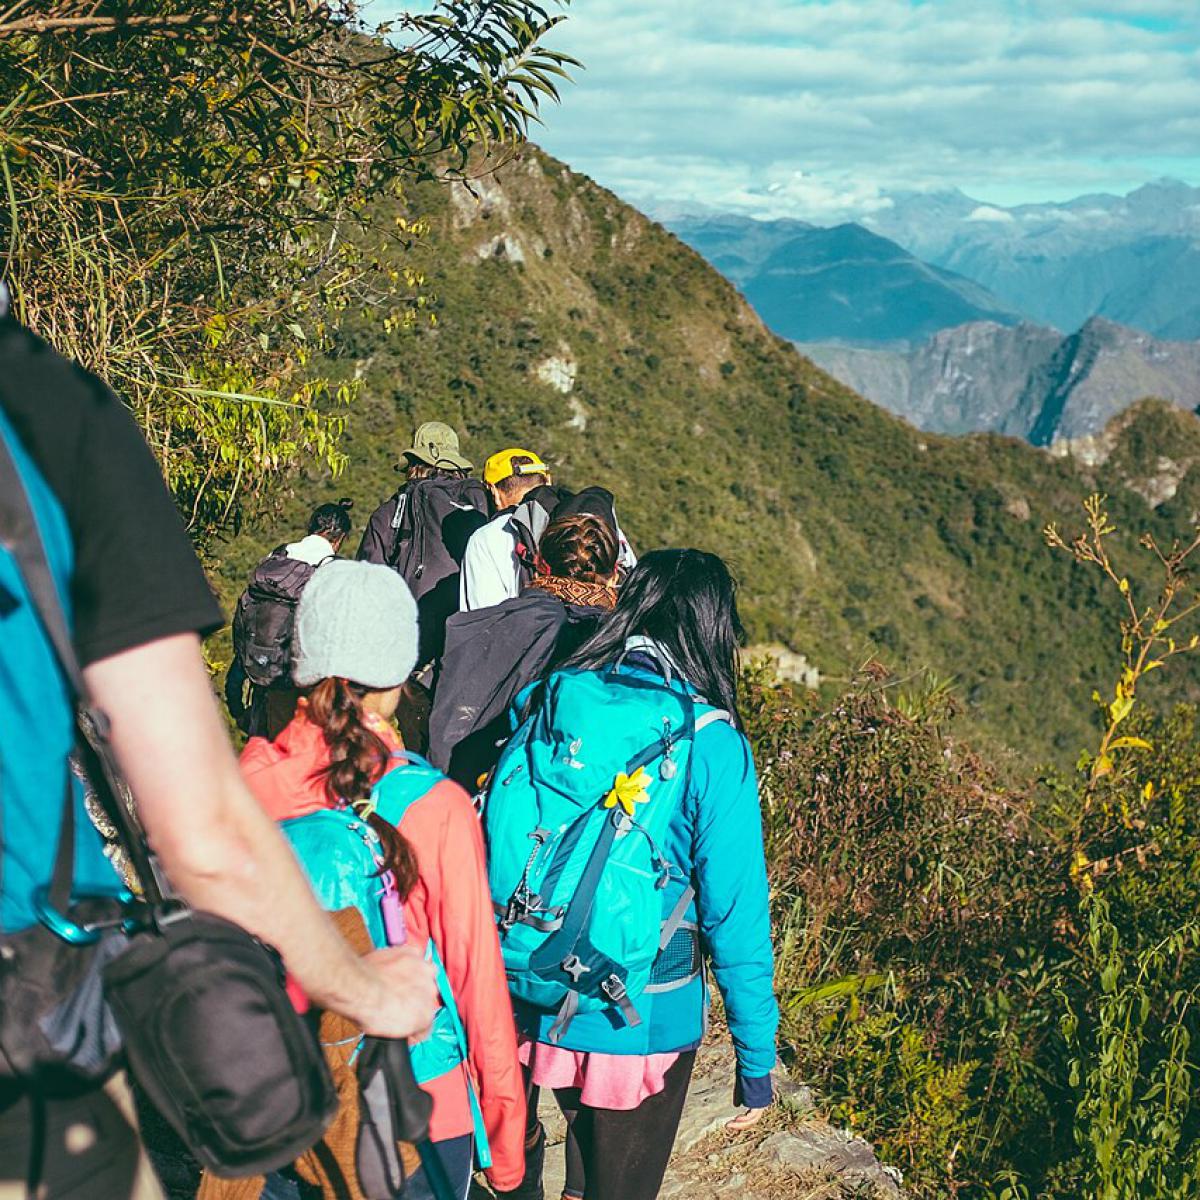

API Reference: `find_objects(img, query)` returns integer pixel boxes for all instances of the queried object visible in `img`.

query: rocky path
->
[529,1040,903,1200]
[150,1037,904,1199]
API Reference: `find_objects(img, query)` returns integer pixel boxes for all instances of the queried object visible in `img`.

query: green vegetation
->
[0,0,573,538]
[744,499,1200,1196]
[8,19,1200,1190]
[211,148,1200,762]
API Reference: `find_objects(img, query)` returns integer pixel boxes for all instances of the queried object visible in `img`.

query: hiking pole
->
[357,1036,458,1200]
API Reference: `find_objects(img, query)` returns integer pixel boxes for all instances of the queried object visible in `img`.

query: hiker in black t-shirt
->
[226,499,354,739]
[0,306,437,1200]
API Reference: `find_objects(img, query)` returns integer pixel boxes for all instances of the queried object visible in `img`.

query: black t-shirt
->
[0,317,222,663]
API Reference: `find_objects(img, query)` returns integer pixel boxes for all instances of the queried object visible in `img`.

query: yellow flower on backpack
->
[603,766,653,816]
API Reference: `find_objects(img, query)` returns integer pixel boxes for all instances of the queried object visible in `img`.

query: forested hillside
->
[214,148,1200,763]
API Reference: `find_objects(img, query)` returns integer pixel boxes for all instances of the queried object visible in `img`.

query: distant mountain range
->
[669,217,1020,344]
[668,180,1200,346]
[803,317,1200,444]
[865,180,1200,340]
[666,180,1200,441]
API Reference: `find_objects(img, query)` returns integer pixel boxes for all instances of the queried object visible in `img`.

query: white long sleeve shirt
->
[459,511,523,611]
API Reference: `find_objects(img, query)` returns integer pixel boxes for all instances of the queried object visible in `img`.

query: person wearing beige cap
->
[357,421,475,566]
[402,420,475,475]
[357,423,490,752]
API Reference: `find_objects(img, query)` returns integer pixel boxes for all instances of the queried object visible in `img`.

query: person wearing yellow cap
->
[459,448,554,612]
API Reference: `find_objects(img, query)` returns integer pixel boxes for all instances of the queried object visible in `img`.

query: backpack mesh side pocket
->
[645,924,702,993]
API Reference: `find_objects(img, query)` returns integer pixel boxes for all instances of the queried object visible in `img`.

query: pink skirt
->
[519,1037,680,1111]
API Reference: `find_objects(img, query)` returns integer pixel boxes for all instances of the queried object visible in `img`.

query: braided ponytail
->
[306,677,419,897]
[538,514,618,584]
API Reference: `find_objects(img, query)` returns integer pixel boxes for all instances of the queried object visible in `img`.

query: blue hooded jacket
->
[512,661,778,1107]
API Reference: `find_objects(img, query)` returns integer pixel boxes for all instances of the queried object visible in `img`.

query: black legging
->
[516,1052,697,1200]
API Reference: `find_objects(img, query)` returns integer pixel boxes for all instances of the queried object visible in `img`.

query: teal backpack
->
[484,645,729,1041]
[280,752,490,1169]
[0,408,122,936]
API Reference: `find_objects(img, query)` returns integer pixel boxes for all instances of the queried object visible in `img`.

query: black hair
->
[563,549,745,722]
[308,498,354,542]
[405,462,468,483]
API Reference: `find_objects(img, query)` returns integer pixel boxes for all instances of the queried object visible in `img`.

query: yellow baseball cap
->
[483,448,551,486]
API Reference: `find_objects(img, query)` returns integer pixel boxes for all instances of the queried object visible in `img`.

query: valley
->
[803,317,1200,442]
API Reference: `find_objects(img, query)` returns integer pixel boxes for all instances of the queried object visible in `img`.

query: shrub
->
[739,497,1200,1196]
[744,661,1068,1195]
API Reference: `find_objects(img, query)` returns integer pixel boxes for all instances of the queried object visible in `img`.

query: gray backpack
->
[232,549,325,688]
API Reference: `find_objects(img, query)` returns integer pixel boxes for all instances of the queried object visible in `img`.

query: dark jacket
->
[358,481,489,667]
[428,590,609,790]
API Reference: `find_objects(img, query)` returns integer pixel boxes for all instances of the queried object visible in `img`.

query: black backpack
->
[388,477,489,600]
[387,478,489,668]
[232,548,325,688]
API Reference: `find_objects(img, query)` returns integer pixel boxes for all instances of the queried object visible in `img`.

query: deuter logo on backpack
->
[484,658,729,1043]
[233,551,321,688]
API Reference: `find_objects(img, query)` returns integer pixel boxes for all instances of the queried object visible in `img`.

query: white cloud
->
[374,0,1200,219]
[967,206,1017,223]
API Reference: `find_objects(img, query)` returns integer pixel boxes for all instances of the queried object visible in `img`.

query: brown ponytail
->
[538,514,618,584]
[306,677,420,897]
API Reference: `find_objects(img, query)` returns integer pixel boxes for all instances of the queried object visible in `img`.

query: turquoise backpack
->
[281,752,490,1168]
[485,646,729,1041]
[0,409,121,936]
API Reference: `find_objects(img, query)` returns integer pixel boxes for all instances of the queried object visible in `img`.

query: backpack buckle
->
[561,954,591,984]
[501,892,526,932]
[601,974,643,1029]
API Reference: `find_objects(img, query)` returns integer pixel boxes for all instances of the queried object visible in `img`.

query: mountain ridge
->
[214,150,1200,762]
[667,180,1200,347]
[803,317,1200,444]
[668,215,1022,345]
[865,179,1200,338]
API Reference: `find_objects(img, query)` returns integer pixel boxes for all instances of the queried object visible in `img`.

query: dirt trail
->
[529,1040,904,1200]
[149,1037,905,1199]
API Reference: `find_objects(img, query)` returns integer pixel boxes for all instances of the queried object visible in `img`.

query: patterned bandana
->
[526,574,617,610]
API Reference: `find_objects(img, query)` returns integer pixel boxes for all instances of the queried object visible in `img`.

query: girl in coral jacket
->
[239,558,525,1199]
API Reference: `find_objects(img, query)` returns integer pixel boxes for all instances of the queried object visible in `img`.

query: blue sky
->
[374,0,1200,221]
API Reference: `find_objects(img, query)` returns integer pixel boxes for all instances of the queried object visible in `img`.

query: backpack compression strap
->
[387,490,408,569]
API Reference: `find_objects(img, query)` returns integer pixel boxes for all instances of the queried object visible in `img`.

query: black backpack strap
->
[0,429,163,909]
[356,1037,456,1200]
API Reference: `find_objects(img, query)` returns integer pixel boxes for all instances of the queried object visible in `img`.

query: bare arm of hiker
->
[85,631,438,1039]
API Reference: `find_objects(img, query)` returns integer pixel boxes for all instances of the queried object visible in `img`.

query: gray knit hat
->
[292,560,419,689]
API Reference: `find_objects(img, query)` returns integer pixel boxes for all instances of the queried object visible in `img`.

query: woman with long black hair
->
[491,549,778,1200]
